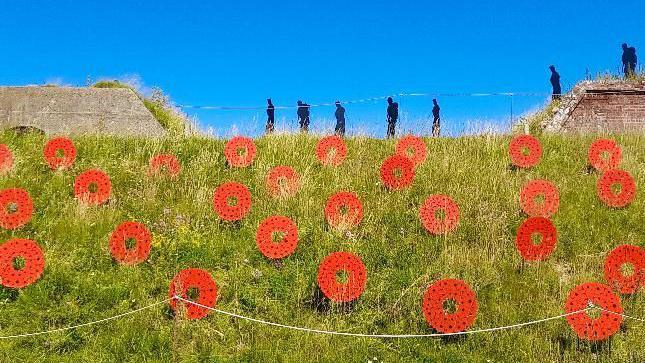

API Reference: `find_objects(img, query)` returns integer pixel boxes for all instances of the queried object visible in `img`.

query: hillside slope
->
[0,132,643,362]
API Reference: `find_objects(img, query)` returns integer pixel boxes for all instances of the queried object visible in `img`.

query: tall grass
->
[0,131,643,362]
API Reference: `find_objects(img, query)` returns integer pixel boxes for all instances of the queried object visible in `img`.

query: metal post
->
[510,94,514,125]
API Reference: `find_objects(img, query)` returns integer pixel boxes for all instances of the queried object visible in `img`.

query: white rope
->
[0,297,641,340]
[0,298,171,339]
[175,91,555,110]
[596,307,645,323]
[174,296,595,338]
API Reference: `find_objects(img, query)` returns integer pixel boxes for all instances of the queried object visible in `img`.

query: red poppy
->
[519,179,559,217]
[419,194,460,235]
[0,188,34,230]
[509,134,542,168]
[224,136,257,167]
[74,169,111,205]
[168,268,218,320]
[148,154,181,178]
[515,217,557,261]
[324,192,363,229]
[422,279,478,333]
[604,244,643,294]
[0,238,45,288]
[255,215,298,259]
[395,135,427,167]
[43,137,77,170]
[0,144,13,174]
[316,135,347,166]
[317,252,367,302]
[109,221,152,265]
[212,182,252,221]
[266,166,300,198]
[565,282,623,341]
[596,169,636,208]
[588,139,621,172]
[380,155,415,190]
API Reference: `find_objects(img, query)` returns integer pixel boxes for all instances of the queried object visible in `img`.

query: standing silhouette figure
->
[622,43,637,77]
[297,100,310,132]
[334,101,346,137]
[386,97,398,138]
[549,65,561,100]
[265,98,275,133]
[432,99,441,137]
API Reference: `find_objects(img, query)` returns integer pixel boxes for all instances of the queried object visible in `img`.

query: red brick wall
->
[561,81,645,133]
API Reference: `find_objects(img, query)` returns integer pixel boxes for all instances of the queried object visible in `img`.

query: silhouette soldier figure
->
[297,100,310,132]
[386,97,398,138]
[622,43,637,77]
[334,101,346,136]
[265,98,275,133]
[432,99,441,137]
[549,65,561,100]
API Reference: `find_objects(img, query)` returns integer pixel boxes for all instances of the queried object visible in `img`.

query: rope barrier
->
[596,307,645,323]
[173,296,642,338]
[0,296,641,340]
[0,298,171,339]
[175,91,555,111]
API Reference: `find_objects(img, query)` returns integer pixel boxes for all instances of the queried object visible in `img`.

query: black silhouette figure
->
[297,100,310,132]
[265,98,275,133]
[432,99,441,137]
[622,43,637,77]
[549,65,561,100]
[386,97,398,138]
[334,101,346,137]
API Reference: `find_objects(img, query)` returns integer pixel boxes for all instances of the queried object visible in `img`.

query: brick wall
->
[0,86,166,137]
[544,80,645,133]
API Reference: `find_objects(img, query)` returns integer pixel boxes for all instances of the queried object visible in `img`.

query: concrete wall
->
[0,86,166,137]
[544,80,645,133]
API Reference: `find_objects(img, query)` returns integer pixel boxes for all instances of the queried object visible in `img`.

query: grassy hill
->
[0,131,643,362]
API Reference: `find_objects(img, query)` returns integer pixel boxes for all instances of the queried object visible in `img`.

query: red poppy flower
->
[564,282,622,341]
[0,238,45,288]
[509,134,542,168]
[148,154,181,178]
[604,244,643,294]
[419,194,460,235]
[224,136,257,167]
[266,166,300,198]
[74,169,111,205]
[380,155,415,190]
[596,169,636,208]
[317,252,367,302]
[588,139,621,172]
[109,221,152,265]
[519,179,559,217]
[212,182,252,221]
[324,192,363,229]
[169,268,218,320]
[395,135,427,167]
[43,137,77,170]
[422,279,478,333]
[0,188,34,230]
[316,135,347,166]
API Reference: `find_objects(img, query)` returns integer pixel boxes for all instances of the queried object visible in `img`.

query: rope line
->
[176,89,642,111]
[0,298,171,339]
[175,91,555,110]
[174,296,596,338]
[596,307,645,323]
[0,297,642,340]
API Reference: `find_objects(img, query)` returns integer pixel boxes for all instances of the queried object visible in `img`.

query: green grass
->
[93,80,188,135]
[0,131,643,362]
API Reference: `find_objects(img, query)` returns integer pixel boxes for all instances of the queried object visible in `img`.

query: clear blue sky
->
[1,1,642,136]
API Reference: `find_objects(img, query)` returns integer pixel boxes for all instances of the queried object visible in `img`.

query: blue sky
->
[1,1,642,136]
